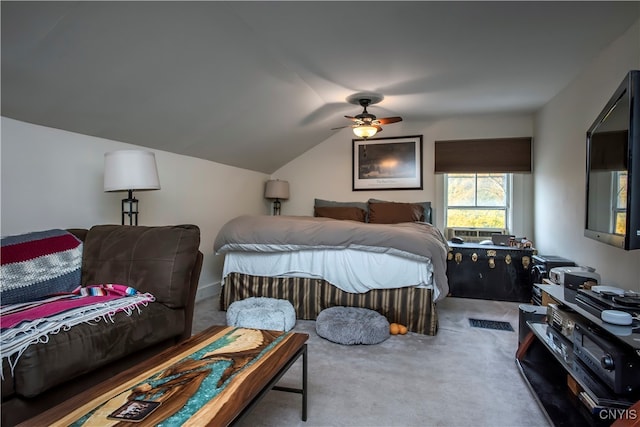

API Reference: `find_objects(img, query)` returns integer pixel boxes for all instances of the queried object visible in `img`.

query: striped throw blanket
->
[1,229,83,305]
[1,284,155,377]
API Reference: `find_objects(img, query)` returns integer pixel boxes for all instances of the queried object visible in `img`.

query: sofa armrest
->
[181,250,204,341]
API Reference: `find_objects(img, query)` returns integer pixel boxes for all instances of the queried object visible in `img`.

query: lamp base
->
[122,190,139,225]
[273,199,282,216]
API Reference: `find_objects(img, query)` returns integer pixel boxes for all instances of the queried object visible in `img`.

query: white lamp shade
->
[104,150,161,192]
[264,180,289,200]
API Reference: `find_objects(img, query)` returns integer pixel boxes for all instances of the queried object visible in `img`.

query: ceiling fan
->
[332,94,402,139]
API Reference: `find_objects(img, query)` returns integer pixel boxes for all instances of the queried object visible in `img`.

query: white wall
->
[273,114,534,239]
[534,19,640,291]
[1,117,269,297]
[5,20,637,295]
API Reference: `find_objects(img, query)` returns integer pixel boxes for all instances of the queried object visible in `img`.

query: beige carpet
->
[193,294,550,427]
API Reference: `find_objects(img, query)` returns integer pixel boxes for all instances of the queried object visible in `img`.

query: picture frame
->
[352,135,423,191]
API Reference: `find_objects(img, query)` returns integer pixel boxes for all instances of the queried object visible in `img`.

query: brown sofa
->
[1,224,203,426]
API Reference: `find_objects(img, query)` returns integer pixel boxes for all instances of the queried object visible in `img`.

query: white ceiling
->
[2,1,639,174]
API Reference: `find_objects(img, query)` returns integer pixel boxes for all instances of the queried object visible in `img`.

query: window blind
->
[434,137,532,173]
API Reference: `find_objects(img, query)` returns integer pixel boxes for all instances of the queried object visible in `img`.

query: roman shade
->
[434,137,532,173]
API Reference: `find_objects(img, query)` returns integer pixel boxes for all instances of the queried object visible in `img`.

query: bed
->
[214,199,449,335]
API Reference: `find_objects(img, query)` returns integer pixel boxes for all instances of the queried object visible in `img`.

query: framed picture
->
[352,135,423,191]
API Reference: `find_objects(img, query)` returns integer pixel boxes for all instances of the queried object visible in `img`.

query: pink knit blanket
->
[1,284,144,329]
[0,284,155,375]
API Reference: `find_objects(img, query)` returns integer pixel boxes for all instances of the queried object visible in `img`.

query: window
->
[614,171,627,234]
[446,173,510,229]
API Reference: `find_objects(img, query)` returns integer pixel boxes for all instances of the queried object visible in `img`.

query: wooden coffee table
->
[20,326,308,426]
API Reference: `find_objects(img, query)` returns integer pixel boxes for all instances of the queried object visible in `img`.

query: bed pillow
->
[314,198,368,211]
[314,206,367,222]
[368,199,432,223]
[314,198,369,221]
[0,229,83,304]
[368,201,424,224]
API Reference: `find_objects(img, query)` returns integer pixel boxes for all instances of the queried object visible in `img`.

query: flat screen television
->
[585,70,639,250]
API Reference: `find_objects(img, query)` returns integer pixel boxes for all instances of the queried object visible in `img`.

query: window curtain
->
[434,137,532,173]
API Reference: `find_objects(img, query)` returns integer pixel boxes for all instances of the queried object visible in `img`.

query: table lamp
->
[104,150,161,225]
[264,180,289,215]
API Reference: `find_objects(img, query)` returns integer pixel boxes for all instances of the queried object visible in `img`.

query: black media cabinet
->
[516,284,639,426]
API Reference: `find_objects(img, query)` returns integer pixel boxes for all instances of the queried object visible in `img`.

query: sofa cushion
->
[0,229,82,305]
[1,359,15,399]
[8,302,183,398]
[81,225,200,308]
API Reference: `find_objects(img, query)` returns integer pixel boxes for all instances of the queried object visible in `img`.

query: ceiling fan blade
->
[377,116,403,125]
[333,97,400,133]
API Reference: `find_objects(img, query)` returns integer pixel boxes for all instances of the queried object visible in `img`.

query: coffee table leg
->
[271,344,308,422]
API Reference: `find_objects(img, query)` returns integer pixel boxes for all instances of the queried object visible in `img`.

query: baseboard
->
[196,281,221,302]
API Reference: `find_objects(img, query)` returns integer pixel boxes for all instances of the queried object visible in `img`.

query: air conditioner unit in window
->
[446,227,508,243]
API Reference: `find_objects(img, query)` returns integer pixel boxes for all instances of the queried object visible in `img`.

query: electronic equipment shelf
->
[516,284,639,426]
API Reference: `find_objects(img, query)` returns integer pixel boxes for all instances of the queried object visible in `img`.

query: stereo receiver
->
[573,322,640,395]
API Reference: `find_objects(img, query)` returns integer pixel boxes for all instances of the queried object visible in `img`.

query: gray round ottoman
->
[316,306,390,345]
[227,297,296,332]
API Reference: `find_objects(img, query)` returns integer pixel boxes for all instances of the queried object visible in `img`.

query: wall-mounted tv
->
[585,70,639,250]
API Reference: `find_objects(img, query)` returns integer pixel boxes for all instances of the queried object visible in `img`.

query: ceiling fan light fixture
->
[353,125,378,139]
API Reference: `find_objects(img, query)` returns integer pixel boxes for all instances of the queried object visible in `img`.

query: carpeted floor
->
[193,294,550,427]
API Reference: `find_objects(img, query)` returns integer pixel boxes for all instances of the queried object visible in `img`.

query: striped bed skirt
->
[220,272,439,336]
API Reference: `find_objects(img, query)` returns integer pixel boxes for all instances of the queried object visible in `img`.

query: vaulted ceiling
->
[2,1,639,173]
